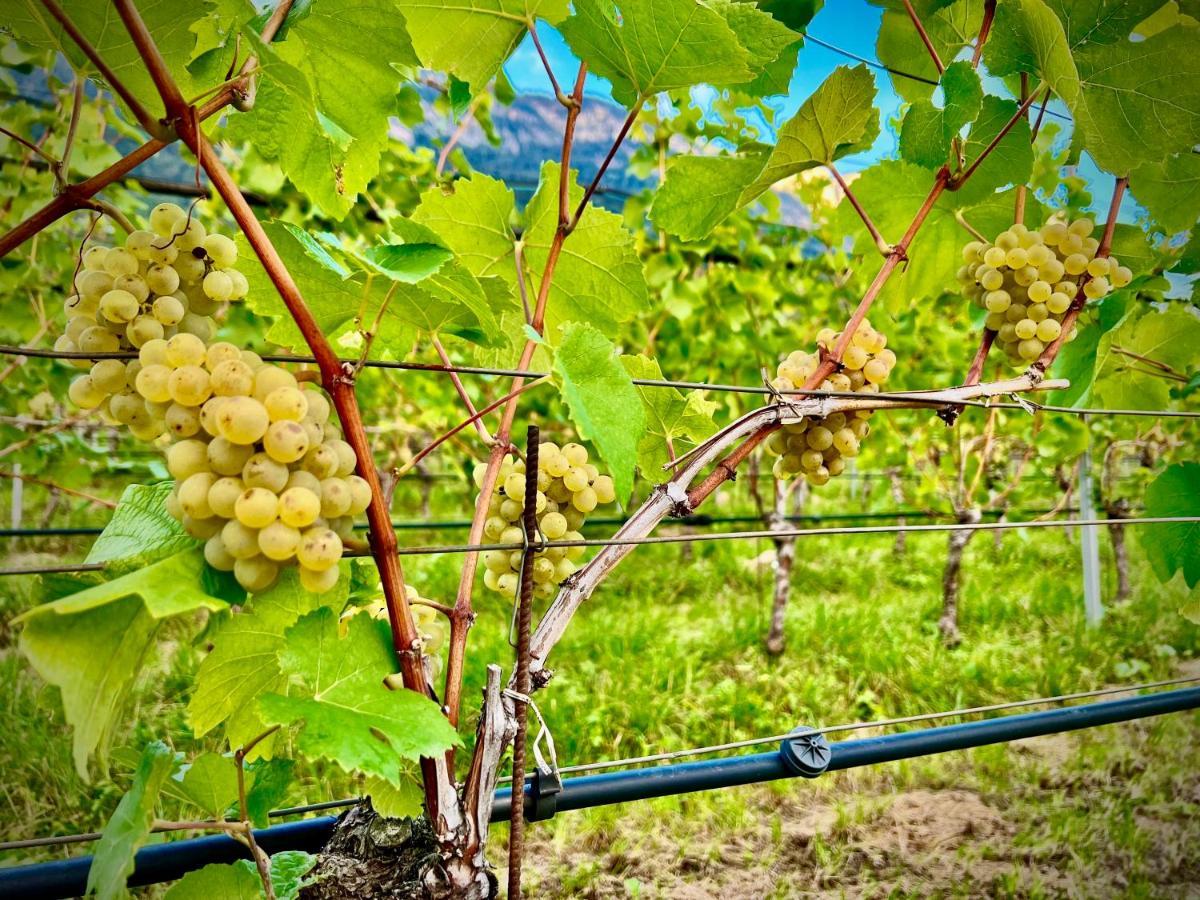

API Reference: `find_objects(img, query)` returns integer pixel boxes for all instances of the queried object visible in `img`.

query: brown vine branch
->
[951,87,1043,188]
[1030,176,1128,376]
[435,94,483,177]
[570,101,639,230]
[0,127,56,165]
[829,164,890,255]
[55,78,85,189]
[529,19,568,107]
[903,0,945,74]
[0,468,117,508]
[972,0,997,67]
[432,335,492,444]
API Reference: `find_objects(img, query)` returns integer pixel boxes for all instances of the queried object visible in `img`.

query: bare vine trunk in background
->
[1106,499,1132,603]
[940,508,982,647]
[765,478,806,655]
[888,468,906,556]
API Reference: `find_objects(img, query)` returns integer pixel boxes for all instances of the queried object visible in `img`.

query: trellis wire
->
[0,345,1196,419]
[2,674,1190,854]
[1,516,1193,575]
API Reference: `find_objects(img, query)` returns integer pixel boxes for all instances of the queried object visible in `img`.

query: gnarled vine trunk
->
[939,508,982,647]
[1106,498,1132,603]
[765,478,806,655]
[888,468,907,557]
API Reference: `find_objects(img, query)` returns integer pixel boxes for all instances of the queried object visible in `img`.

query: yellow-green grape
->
[503,472,526,500]
[253,366,297,403]
[216,396,270,444]
[302,443,339,479]
[202,233,238,267]
[220,519,260,559]
[863,359,889,384]
[98,289,138,324]
[1018,338,1044,360]
[178,312,215,342]
[243,452,290,492]
[163,333,206,368]
[167,365,211,406]
[483,550,511,573]
[68,375,106,409]
[235,487,278,529]
[1083,276,1109,299]
[89,359,127,394]
[201,270,231,302]
[210,359,255,397]
[102,247,139,278]
[208,476,243,519]
[152,294,185,326]
[139,338,169,367]
[207,437,253,477]
[149,202,187,237]
[561,467,588,492]
[114,275,149,304]
[279,486,322,528]
[175,253,206,282]
[297,527,343,571]
[544,453,570,478]
[179,472,217,519]
[1036,319,1062,343]
[484,516,506,540]
[77,325,120,354]
[553,558,577,582]
[561,443,588,466]
[166,402,201,438]
[325,439,357,477]
[146,264,180,295]
[571,486,598,513]
[263,420,310,464]
[303,388,331,423]
[539,511,568,540]
[299,563,340,593]
[204,536,236,572]
[167,439,210,480]
[183,514,222,540]
[234,556,279,593]
[109,391,146,425]
[320,478,352,518]
[264,386,308,422]
[258,521,301,561]
[225,269,249,300]
[204,341,240,370]
[346,475,372,515]
[127,316,165,347]
[1014,318,1037,340]
[82,245,110,271]
[1047,292,1071,315]
[1111,265,1132,288]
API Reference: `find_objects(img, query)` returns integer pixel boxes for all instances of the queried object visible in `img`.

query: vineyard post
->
[1077,436,1104,625]
[107,0,454,832]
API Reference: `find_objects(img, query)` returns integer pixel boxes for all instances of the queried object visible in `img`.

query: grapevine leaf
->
[16,551,227,778]
[559,0,756,106]
[162,862,261,900]
[898,61,983,169]
[395,0,568,91]
[1094,369,1170,412]
[177,752,240,820]
[1048,321,1102,407]
[244,759,295,828]
[87,741,175,900]
[86,483,195,571]
[1140,463,1200,588]
[361,244,454,284]
[950,95,1034,208]
[7,1,215,118]
[270,851,318,900]
[259,609,460,783]
[364,775,424,819]
[410,173,518,279]
[754,0,823,31]
[1130,152,1200,235]
[707,0,801,95]
[622,355,718,483]
[984,0,1080,106]
[652,66,877,239]
[189,567,345,750]
[1073,28,1200,175]
[1127,307,1200,373]
[1171,231,1200,275]
[876,0,981,102]
[1043,0,1163,50]
[551,323,645,500]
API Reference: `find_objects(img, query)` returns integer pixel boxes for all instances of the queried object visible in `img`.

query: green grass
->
[1,516,1198,896]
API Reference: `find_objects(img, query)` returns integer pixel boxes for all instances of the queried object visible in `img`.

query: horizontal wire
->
[0,346,1195,418]
[497,675,1200,782]
[3,516,1190,575]
[4,676,1191,852]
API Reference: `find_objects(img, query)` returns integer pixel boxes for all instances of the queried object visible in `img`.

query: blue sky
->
[501,2,1137,224]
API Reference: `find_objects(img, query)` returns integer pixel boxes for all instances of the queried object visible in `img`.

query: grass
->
[1,506,1198,896]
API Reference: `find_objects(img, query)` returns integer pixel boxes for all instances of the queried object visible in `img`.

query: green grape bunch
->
[765,320,895,486]
[474,441,616,599]
[59,204,368,595]
[957,217,1132,364]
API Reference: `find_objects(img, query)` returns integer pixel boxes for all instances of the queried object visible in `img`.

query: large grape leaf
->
[552,323,645,501]
[1124,307,1200,373]
[86,482,193,570]
[395,0,568,91]
[177,752,240,820]
[707,0,801,95]
[651,66,878,240]
[876,0,981,103]
[948,95,1034,208]
[1043,0,1163,50]
[984,0,1080,106]
[16,551,227,778]
[622,355,718,483]
[559,0,755,106]
[163,853,316,900]
[87,742,175,900]
[6,1,217,119]
[1130,153,1200,235]
[1141,463,1200,589]
[412,165,647,340]
[189,568,344,750]
[898,61,983,169]
[259,609,460,784]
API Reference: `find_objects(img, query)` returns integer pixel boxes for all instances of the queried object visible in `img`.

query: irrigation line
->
[497,675,1200,782]
[3,675,1192,854]
[2,516,1193,575]
[2,345,1195,419]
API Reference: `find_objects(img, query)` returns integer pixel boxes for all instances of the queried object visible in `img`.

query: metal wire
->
[497,675,1200,783]
[3,515,1190,575]
[2,345,1195,419]
[4,676,1191,853]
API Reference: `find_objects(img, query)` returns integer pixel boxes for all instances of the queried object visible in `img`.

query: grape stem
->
[828,164,891,256]
[0,0,294,260]
[971,0,997,67]
[902,0,945,74]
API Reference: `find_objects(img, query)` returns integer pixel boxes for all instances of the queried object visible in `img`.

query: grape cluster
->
[59,204,362,595]
[957,217,1133,364]
[341,587,448,675]
[474,441,615,599]
[765,321,895,486]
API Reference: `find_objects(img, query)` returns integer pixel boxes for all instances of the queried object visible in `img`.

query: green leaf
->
[950,95,1034,208]
[1043,0,1163,49]
[984,0,1080,106]
[559,0,755,106]
[87,741,175,900]
[86,483,195,569]
[1094,369,1170,411]
[898,61,982,169]
[1141,463,1200,588]
[163,862,261,900]
[269,851,318,900]
[16,551,226,778]
[259,609,460,783]
[8,1,214,118]
[651,66,878,239]
[1127,307,1200,373]
[411,173,518,280]
[622,355,717,483]
[876,0,980,103]
[552,323,645,500]
[1048,321,1101,407]
[364,775,424,819]
[189,567,344,749]
[396,0,568,91]
[1074,28,1200,175]
[707,0,801,94]
[244,759,295,828]
[361,244,454,283]
[178,752,240,820]
[1130,152,1200,234]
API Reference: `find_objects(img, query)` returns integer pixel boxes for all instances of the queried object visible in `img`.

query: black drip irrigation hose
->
[2,686,1197,900]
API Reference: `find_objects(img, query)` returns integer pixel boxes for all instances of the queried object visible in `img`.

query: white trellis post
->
[10,463,22,530]
[1077,440,1104,626]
